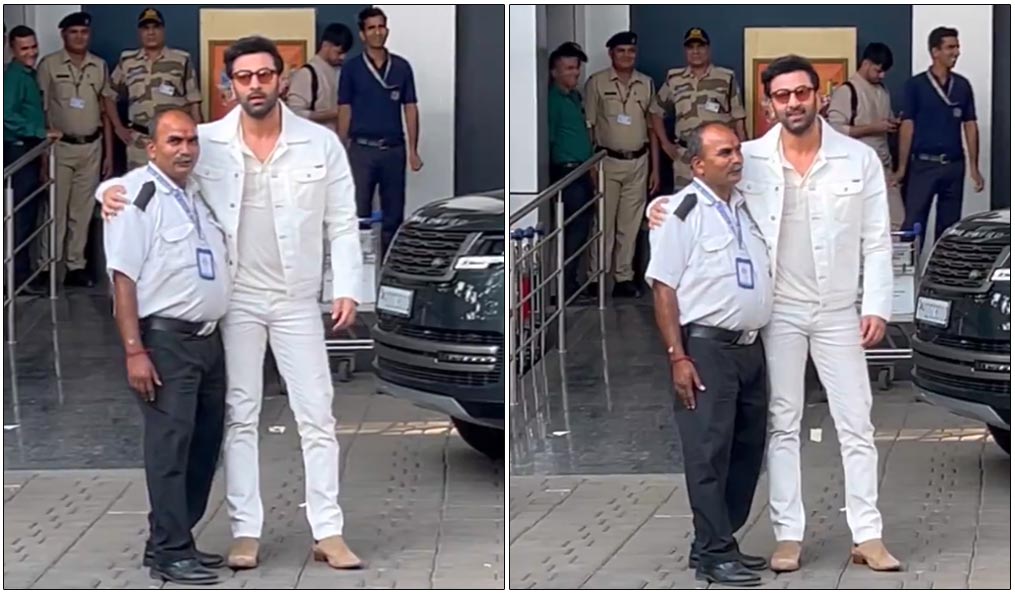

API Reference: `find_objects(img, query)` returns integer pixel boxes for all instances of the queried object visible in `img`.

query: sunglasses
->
[770,86,815,105]
[232,68,278,85]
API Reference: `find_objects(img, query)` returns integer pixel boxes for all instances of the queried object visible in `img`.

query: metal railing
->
[509,151,607,386]
[4,139,59,343]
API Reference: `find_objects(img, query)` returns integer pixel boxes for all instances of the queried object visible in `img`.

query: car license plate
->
[916,296,951,327]
[377,285,414,317]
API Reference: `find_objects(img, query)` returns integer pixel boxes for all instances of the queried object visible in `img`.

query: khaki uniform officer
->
[104,8,201,169]
[653,28,746,190]
[36,12,111,287]
[584,31,660,298]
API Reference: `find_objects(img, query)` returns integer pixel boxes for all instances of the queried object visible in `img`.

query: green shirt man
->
[548,83,593,164]
[3,60,46,142]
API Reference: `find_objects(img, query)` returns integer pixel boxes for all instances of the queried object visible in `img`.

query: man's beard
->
[239,91,279,119]
[778,105,817,136]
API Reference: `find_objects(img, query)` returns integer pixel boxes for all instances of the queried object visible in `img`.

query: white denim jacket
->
[99,104,363,303]
[652,118,894,320]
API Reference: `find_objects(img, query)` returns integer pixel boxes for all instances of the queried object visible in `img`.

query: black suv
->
[372,192,505,459]
[912,209,1011,454]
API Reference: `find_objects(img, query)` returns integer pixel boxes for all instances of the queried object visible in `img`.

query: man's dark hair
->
[928,26,959,52]
[549,42,587,71]
[8,25,35,47]
[148,108,195,139]
[224,35,284,78]
[861,42,894,71]
[358,7,387,31]
[687,122,734,161]
[320,23,354,52]
[761,54,820,98]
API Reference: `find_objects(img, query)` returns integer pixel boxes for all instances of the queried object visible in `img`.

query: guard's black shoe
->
[690,549,769,571]
[695,560,762,586]
[148,558,220,585]
[63,269,95,288]
[144,549,226,569]
[611,280,642,298]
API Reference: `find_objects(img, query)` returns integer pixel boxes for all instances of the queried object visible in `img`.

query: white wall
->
[912,5,993,219]
[377,4,456,213]
[24,5,79,57]
[578,5,629,78]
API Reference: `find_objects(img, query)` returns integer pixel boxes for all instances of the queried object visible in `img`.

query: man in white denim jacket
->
[98,36,364,571]
[649,55,899,573]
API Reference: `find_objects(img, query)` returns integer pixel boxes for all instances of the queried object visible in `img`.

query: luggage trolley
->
[319,210,384,382]
[862,223,923,391]
[511,225,547,376]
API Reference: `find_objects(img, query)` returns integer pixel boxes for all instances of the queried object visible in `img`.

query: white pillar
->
[911,5,993,218]
[377,5,456,212]
[509,5,548,226]
[579,5,630,78]
[25,5,79,57]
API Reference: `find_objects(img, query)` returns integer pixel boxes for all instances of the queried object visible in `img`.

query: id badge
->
[69,96,86,110]
[196,247,215,280]
[735,257,754,289]
[157,83,176,97]
[617,113,633,126]
[704,99,721,114]
[390,89,400,102]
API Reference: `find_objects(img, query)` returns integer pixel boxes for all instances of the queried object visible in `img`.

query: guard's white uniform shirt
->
[103,164,231,321]
[646,178,774,331]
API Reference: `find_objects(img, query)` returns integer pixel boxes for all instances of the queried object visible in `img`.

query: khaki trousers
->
[127,133,150,170]
[38,140,101,272]
[884,165,905,230]
[591,154,648,283]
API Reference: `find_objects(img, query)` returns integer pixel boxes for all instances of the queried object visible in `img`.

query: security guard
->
[338,6,422,258]
[104,8,202,169]
[36,12,111,287]
[584,31,660,298]
[104,109,229,585]
[645,122,772,586]
[653,28,746,190]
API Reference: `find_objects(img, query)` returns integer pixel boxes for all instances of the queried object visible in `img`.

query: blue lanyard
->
[147,166,202,239]
[693,180,742,249]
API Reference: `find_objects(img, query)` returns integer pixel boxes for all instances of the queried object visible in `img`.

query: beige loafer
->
[312,535,365,570]
[770,540,802,573]
[851,539,901,571]
[227,537,260,570]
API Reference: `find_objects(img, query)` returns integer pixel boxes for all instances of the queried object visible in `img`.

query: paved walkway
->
[509,387,1010,589]
[4,377,504,589]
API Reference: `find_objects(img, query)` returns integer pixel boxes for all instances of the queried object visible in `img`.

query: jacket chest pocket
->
[825,180,863,224]
[290,165,327,209]
[158,223,197,270]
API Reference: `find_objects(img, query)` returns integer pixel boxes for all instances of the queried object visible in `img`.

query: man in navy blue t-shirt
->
[896,26,984,245]
[338,6,422,257]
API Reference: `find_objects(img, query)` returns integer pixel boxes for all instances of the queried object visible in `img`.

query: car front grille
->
[924,236,1006,289]
[920,331,1011,354]
[378,318,503,346]
[386,225,470,278]
[377,357,503,387]
[918,368,1011,395]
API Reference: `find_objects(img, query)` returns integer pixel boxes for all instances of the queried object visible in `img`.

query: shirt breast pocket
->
[697,233,734,278]
[826,180,863,224]
[159,223,196,270]
[290,165,327,209]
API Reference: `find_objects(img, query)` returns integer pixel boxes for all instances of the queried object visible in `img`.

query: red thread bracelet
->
[670,355,694,365]
[126,350,149,359]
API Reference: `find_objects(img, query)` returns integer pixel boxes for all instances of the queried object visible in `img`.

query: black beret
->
[59,12,91,30]
[606,31,637,49]
[551,41,587,63]
[683,27,710,46]
[138,7,165,28]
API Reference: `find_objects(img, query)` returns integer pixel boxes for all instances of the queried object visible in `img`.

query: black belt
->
[601,144,648,160]
[60,130,101,145]
[914,153,962,165]
[141,316,218,337]
[352,137,404,149]
[128,122,150,136]
[684,323,760,346]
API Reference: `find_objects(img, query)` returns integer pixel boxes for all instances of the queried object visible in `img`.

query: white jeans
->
[221,288,344,540]
[763,300,883,544]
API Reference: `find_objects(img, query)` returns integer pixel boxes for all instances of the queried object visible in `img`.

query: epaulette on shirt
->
[133,181,156,212]
[674,193,697,221]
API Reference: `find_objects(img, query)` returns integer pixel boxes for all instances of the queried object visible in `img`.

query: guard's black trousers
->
[674,334,768,566]
[901,159,965,248]
[348,141,407,259]
[138,326,226,563]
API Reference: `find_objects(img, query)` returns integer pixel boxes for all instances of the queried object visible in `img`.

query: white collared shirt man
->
[650,116,895,565]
